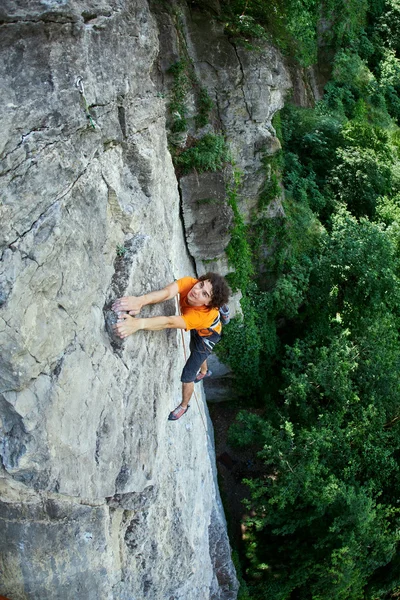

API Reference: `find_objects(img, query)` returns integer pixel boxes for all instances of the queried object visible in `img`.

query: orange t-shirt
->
[177,277,222,337]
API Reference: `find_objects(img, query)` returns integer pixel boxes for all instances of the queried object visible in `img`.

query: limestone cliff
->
[0,1,291,598]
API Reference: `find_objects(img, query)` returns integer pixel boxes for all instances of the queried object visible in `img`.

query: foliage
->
[218,0,369,66]
[377,0,400,52]
[166,6,215,139]
[167,60,190,133]
[195,87,214,128]
[310,210,400,322]
[174,1,400,597]
[167,58,215,137]
[225,202,254,294]
[228,211,400,599]
[174,134,230,173]
[280,92,398,221]
[216,299,263,397]
[219,197,321,399]
[331,146,392,217]
[216,171,262,395]
[224,13,269,47]
[221,0,319,65]
[116,244,127,257]
[232,550,255,600]
[215,1,400,597]
[258,151,283,210]
[333,50,376,95]
[328,0,369,47]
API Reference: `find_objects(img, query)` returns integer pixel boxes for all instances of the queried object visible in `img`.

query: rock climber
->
[112,273,230,421]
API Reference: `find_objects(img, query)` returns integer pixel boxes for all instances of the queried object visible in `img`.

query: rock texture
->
[174,2,292,217]
[153,1,291,400]
[179,167,234,262]
[0,1,238,598]
[0,0,294,598]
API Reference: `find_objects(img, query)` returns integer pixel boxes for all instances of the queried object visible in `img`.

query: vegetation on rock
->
[211,1,400,598]
[174,133,230,173]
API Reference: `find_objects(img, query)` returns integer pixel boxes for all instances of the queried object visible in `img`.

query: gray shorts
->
[180,330,221,383]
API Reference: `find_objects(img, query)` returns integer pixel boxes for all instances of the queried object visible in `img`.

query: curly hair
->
[198,272,230,308]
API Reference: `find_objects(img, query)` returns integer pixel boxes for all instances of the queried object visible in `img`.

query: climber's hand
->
[112,296,143,315]
[113,314,142,339]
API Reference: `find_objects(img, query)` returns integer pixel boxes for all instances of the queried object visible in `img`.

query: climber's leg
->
[199,359,208,376]
[180,331,210,388]
[168,331,221,421]
[181,381,194,409]
[167,381,195,421]
[194,364,212,382]
[180,331,220,404]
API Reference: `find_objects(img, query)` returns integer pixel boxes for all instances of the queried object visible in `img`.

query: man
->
[112,273,230,421]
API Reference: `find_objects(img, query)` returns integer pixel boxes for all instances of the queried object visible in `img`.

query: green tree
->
[228,211,400,599]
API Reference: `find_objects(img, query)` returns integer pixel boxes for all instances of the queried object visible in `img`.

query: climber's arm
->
[114,314,187,339]
[112,282,179,315]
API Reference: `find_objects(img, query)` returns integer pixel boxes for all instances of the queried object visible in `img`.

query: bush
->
[175,134,230,173]
[258,152,283,210]
[167,60,190,133]
[195,88,214,128]
[331,146,392,217]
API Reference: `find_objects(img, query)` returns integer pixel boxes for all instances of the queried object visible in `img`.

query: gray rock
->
[179,167,234,260]
[0,0,238,598]
[180,4,292,217]
[203,354,235,403]
[0,0,298,597]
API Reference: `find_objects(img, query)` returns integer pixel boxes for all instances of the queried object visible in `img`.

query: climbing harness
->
[75,76,97,130]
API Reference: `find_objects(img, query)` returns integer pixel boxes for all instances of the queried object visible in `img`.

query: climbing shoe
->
[168,404,189,421]
[219,304,230,325]
[194,369,212,383]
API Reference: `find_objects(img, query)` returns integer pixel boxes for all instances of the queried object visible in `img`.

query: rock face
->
[179,167,234,262]
[0,0,292,598]
[178,3,291,217]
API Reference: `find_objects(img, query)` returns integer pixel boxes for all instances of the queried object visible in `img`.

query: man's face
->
[187,280,213,307]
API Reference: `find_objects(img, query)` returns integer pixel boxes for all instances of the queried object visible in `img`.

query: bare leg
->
[199,359,208,376]
[181,382,194,408]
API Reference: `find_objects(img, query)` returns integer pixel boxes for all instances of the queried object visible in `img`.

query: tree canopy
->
[215,1,400,598]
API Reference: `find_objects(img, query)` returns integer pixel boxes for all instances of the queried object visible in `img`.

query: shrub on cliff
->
[175,134,230,173]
